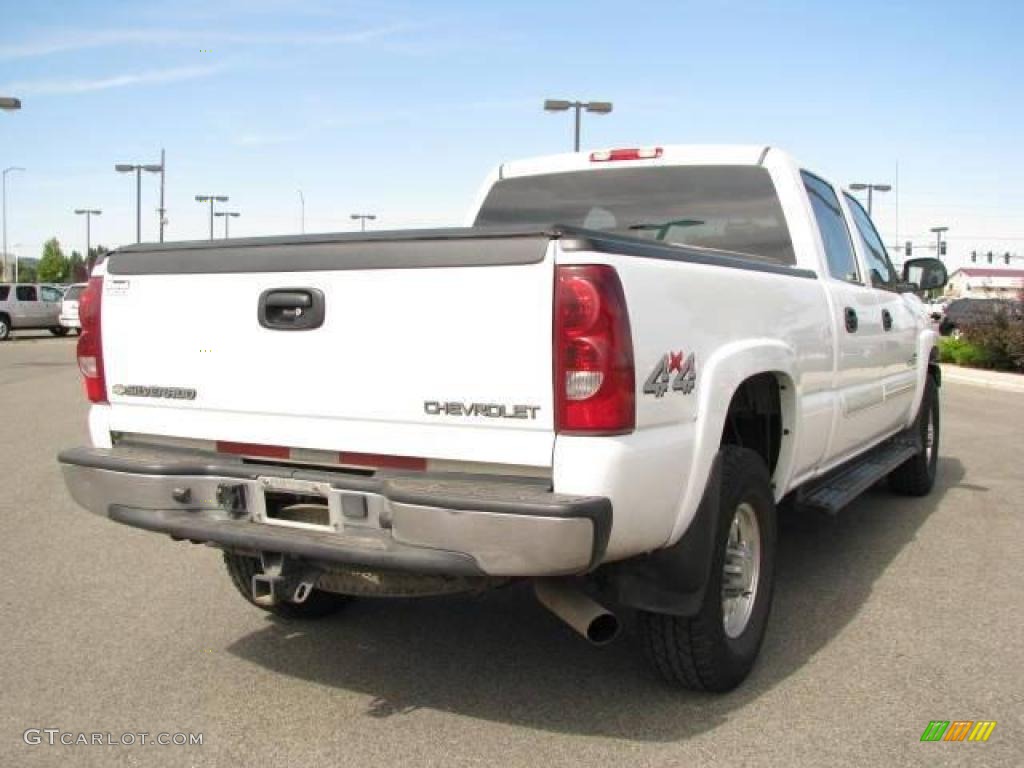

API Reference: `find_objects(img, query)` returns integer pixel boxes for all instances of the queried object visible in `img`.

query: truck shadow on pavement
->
[227,457,965,742]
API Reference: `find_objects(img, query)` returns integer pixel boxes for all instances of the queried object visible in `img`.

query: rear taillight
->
[554,265,635,434]
[77,276,107,403]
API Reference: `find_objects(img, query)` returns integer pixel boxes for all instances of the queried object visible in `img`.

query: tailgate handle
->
[258,288,325,331]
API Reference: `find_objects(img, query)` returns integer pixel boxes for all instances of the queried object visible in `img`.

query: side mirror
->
[902,257,948,293]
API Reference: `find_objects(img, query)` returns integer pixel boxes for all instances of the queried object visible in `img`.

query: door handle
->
[844,307,858,333]
[258,288,325,330]
[882,309,893,331]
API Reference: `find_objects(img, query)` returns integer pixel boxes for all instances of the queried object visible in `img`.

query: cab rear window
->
[474,165,796,265]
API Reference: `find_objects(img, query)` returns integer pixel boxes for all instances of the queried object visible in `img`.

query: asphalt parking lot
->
[1,332,1021,767]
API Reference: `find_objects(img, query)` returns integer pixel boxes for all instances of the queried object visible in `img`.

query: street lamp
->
[3,166,25,282]
[145,149,166,243]
[298,190,305,234]
[848,182,892,216]
[930,226,949,260]
[195,195,229,240]
[214,211,240,239]
[74,209,102,268]
[350,213,376,232]
[116,157,163,243]
[0,97,22,111]
[543,99,613,152]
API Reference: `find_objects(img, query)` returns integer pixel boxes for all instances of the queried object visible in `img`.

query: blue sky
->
[2,0,1023,271]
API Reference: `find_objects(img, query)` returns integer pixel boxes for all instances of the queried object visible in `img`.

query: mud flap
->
[604,453,722,616]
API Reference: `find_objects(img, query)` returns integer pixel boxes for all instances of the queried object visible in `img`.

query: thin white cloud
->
[235,131,302,147]
[6,65,220,94]
[0,24,408,60]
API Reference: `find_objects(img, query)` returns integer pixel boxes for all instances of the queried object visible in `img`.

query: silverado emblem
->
[643,351,696,398]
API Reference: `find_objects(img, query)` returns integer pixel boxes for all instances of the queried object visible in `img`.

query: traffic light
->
[971,251,977,262]
[905,241,912,257]
[1006,253,1011,265]
[939,241,947,256]
[987,251,994,263]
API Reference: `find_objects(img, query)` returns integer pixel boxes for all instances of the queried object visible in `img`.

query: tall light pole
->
[543,99,613,152]
[74,209,102,268]
[195,195,228,240]
[116,156,163,244]
[152,149,166,242]
[930,226,949,260]
[0,97,22,111]
[3,166,25,282]
[214,211,240,238]
[848,182,892,216]
[298,190,305,234]
[350,213,376,232]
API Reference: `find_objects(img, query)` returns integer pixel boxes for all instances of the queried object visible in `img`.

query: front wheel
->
[888,374,939,496]
[638,446,777,692]
[50,326,70,337]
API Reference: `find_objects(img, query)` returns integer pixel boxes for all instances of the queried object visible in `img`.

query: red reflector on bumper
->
[216,441,290,459]
[339,452,427,471]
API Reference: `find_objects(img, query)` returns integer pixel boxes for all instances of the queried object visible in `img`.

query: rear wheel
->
[638,446,777,692]
[222,552,351,619]
[0,316,10,341]
[50,326,69,337]
[888,375,939,496]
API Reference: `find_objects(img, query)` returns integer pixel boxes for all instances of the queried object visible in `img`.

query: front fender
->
[906,328,940,429]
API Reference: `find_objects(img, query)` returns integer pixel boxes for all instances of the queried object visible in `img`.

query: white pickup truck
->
[60,145,949,692]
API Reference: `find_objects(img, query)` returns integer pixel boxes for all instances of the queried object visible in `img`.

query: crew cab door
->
[801,172,890,462]
[843,193,918,429]
[13,285,41,328]
[40,285,63,326]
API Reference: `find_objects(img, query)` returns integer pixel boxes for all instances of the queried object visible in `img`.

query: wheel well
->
[720,373,783,476]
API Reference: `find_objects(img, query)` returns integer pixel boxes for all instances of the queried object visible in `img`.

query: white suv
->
[59,283,87,333]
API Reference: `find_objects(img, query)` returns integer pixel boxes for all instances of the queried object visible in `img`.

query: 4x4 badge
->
[643,351,696,398]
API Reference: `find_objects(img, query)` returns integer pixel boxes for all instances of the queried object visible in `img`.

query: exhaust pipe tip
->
[534,579,620,646]
[585,611,620,646]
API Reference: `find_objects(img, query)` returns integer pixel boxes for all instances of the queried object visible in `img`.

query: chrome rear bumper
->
[58,446,611,577]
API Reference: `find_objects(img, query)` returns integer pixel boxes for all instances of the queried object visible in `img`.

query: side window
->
[41,286,63,303]
[801,172,860,283]
[844,194,897,288]
[0,286,9,301]
[16,286,38,301]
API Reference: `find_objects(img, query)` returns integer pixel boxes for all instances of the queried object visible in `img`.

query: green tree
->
[17,259,38,282]
[69,250,87,282]
[37,237,70,283]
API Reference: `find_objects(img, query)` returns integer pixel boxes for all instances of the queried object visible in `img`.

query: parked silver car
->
[59,283,87,333]
[0,283,68,340]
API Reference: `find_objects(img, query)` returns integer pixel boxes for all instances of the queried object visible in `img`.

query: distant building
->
[946,267,1024,299]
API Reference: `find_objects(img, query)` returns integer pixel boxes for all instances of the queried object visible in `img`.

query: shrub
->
[940,336,992,368]
[956,314,1024,372]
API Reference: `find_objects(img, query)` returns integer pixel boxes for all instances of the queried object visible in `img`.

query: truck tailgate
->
[99,232,556,468]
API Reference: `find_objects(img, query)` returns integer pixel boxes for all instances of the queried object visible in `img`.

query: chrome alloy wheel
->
[721,502,761,639]
[926,409,937,463]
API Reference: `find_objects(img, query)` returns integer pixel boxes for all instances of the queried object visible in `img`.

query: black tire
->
[50,326,70,337]
[888,374,939,496]
[222,552,351,619]
[638,446,777,692]
[0,315,10,341]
